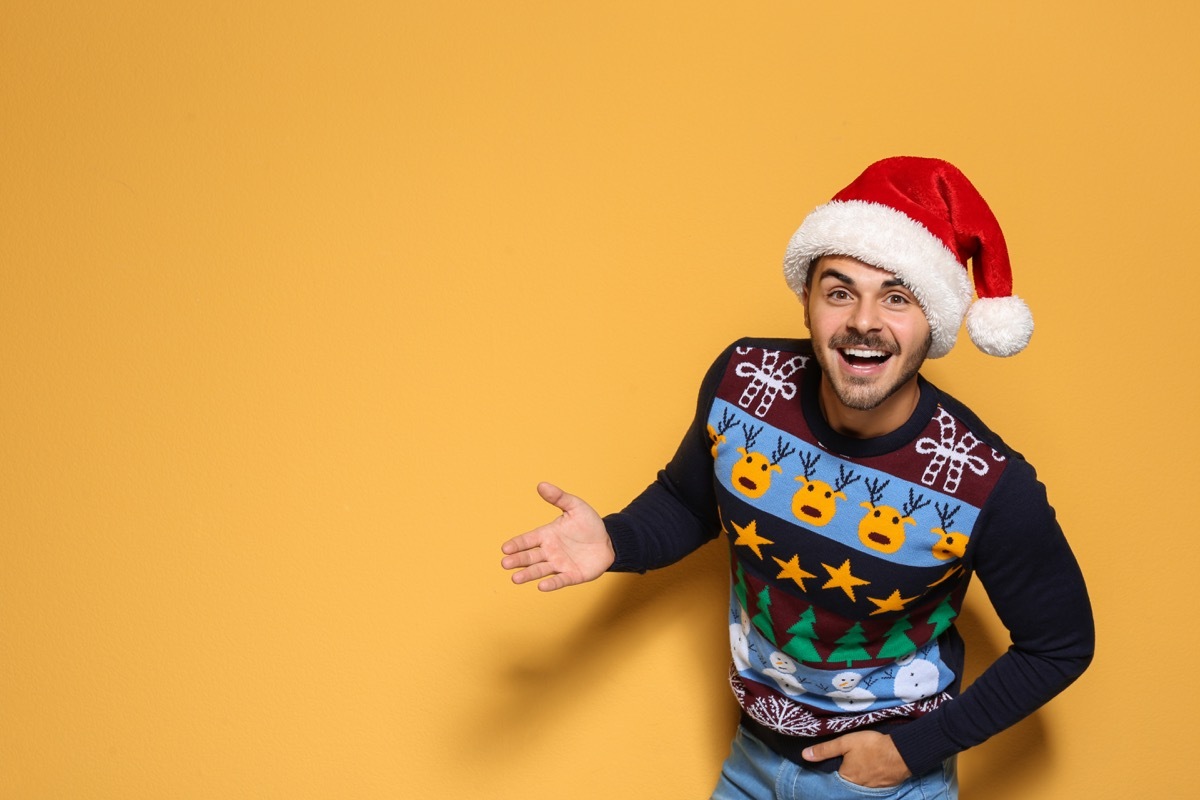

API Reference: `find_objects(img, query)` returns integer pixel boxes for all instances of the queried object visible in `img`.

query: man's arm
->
[888,459,1095,775]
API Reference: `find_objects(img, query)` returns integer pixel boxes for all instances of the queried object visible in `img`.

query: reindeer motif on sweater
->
[709,343,1007,733]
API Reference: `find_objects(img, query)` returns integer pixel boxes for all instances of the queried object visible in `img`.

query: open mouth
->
[738,477,758,491]
[839,347,893,368]
[867,531,891,546]
[800,505,821,518]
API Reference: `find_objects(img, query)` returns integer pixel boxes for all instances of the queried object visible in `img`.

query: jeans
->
[711,726,958,800]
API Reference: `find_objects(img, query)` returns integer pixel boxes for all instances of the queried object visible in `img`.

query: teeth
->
[843,348,888,358]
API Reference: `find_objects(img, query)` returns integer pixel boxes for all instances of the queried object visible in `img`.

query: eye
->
[824,491,832,498]
[745,456,752,464]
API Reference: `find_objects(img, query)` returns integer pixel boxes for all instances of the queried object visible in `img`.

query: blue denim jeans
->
[711,726,958,800]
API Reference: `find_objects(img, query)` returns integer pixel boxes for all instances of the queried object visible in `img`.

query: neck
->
[817,376,922,439]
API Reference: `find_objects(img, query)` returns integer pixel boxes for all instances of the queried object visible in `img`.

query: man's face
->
[803,255,932,417]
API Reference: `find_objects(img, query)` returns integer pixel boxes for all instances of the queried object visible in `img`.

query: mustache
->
[827,333,898,355]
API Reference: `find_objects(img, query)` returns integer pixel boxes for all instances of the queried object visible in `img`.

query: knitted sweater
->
[603,338,1093,777]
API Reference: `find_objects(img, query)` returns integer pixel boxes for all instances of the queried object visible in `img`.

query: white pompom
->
[966,296,1034,357]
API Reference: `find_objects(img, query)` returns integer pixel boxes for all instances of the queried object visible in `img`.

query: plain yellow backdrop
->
[2,1,1196,797]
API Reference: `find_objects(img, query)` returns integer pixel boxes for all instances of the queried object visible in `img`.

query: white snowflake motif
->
[915,407,990,493]
[826,714,871,734]
[745,695,822,738]
[914,695,947,714]
[734,348,808,418]
[728,666,747,704]
[823,692,953,734]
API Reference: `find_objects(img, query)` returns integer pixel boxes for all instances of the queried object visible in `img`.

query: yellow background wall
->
[2,1,1196,797]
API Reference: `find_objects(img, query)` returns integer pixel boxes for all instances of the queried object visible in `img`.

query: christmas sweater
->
[603,338,1093,777]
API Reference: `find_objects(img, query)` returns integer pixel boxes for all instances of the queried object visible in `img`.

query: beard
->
[814,331,933,412]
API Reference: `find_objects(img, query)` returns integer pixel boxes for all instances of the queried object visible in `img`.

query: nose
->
[848,299,883,334]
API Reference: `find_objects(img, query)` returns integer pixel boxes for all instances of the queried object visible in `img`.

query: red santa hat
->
[782,156,1033,358]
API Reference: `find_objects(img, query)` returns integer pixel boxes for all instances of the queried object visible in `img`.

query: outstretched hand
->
[500,482,615,592]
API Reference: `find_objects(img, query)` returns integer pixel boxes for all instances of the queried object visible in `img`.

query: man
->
[500,157,1094,799]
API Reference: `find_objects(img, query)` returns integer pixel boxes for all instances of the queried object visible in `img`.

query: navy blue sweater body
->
[603,338,1094,777]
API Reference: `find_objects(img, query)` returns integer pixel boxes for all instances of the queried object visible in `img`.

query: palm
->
[500,483,614,592]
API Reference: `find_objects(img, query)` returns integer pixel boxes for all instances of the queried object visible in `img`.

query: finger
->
[803,737,848,762]
[500,529,545,556]
[542,568,583,594]
[537,573,573,592]
[536,482,580,514]
[512,560,557,586]
[500,546,542,571]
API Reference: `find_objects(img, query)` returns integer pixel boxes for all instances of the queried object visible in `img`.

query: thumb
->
[803,736,849,763]
[536,482,577,513]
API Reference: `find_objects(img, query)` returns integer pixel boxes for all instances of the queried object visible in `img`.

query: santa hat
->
[782,157,1033,358]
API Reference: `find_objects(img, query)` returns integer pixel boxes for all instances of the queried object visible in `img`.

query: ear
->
[800,285,811,330]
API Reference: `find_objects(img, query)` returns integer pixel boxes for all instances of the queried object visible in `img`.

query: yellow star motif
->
[927,565,964,588]
[773,554,817,591]
[821,559,870,602]
[731,519,773,560]
[867,589,919,616]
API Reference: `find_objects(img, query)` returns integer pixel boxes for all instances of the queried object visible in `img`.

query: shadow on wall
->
[472,545,1055,796]
[956,592,1051,799]
[469,538,738,770]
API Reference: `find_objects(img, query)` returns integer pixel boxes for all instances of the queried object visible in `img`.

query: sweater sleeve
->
[889,458,1095,775]
[602,343,737,572]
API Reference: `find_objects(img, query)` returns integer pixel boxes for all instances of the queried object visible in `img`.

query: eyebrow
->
[817,268,907,290]
[817,267,856,285]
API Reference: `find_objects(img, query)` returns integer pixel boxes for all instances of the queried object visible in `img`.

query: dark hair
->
[804,256,824,289]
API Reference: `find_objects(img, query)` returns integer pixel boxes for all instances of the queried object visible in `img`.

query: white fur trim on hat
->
[966,295,1034,357]
[783,200,973,359]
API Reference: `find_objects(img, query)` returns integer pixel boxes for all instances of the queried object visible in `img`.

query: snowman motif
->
[762,651,807,697]
[730,607,753,672]
[828,671,876,712]
[892,651,940,702]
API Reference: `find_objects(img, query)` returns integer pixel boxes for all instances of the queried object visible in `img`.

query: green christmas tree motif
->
[750,586,777,645]
[827,622,871,667]
[876,615,917,660]
[926,596,958,639]
[734,563,749,612]
[781,606,821,663]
